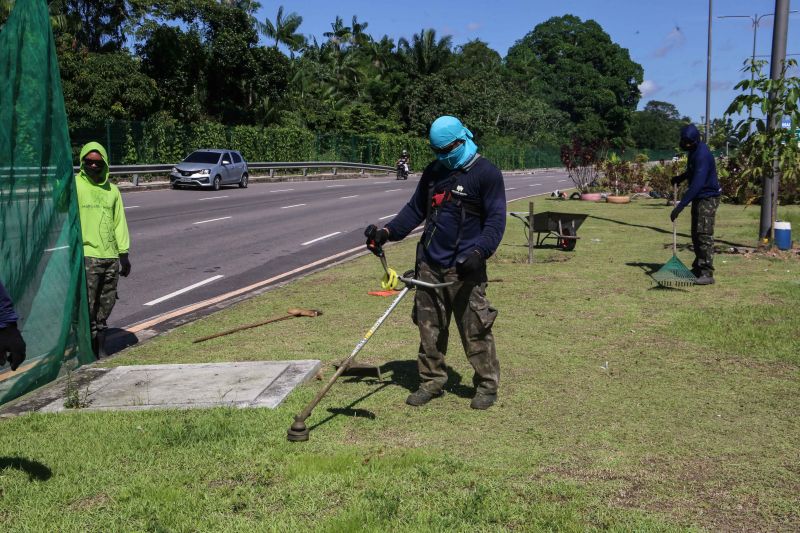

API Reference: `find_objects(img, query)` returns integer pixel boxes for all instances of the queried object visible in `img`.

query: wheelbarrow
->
[509,211,588,251]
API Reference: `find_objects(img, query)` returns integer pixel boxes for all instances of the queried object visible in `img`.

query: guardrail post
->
[269,169,274,178]
[132,173,139,187]
[303,168,308,177]
[360,168,364,175]
[332,167,337,176]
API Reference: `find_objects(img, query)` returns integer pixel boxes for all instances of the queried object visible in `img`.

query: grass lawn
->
[1,198,798,532]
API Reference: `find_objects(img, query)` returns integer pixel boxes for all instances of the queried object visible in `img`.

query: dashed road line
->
[281,204,306,209]
[198,195,229,201]
[385,189,401,192]
[144,275,224,307]
[340,195,358,199]
[270,189,294,193]
[379,214,396,220]
[124,206,140,209]
[302,231,341,246]
[193,216,232,225]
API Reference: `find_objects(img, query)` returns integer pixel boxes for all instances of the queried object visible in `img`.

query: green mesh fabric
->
[0,0,93,404]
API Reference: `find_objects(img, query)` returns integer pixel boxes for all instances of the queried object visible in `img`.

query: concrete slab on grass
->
[38,360,320,413]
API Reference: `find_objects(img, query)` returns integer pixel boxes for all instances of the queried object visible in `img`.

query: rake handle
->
[673,184,678,255]
[193,308,321,343]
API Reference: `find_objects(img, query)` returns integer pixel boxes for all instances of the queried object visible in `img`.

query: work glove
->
[670,206,682,222]
[0,323,27,371]
[119,253,131,277]
[364,225,389,257]
[455,247,487,283]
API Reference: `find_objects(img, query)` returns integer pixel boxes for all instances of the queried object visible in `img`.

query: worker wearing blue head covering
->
[364,115,506,410]
[670,124,721,285]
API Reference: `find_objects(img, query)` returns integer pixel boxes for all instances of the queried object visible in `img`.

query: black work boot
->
[470,392,497,410]
[95,330,108,358]
[694,275,715,285]
[406,388,443,407]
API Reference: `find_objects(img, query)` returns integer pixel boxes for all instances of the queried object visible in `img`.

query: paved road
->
[112,168,571,330]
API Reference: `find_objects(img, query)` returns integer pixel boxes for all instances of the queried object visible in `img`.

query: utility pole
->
[762,0,790,244]
[705,0,713,142]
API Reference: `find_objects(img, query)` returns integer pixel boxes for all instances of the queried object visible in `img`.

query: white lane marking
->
[385,189,401,192]
[193,216,231,225]
[529,183,542,186]
[505,187,517,191]
[281,203,306,209]
[558,179,567,183]
[144,275,224,307]
[302,231,341,246]
[379,214,396,220]
[270,188,294,193]
[124,205,140,209]
[327,184,346,188]
[340,195,358,199]
[198,195,229,201]
[45,245,69,252]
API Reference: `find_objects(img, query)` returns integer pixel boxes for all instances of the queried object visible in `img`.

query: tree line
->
[1,0,698,154]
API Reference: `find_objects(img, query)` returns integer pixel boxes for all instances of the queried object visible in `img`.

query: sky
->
[253,0,799,123]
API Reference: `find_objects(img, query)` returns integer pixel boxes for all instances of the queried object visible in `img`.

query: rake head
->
[651,255,696,288]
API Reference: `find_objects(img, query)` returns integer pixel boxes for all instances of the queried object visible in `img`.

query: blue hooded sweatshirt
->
[0,281,19,328]
[675,124,721,211]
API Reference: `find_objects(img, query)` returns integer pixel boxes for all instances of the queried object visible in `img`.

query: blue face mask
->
[436,138,477,169]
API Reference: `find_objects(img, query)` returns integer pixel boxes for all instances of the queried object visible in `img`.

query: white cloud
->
[639,80,661,99]
[466,22,480,32]
[654,27,686,58]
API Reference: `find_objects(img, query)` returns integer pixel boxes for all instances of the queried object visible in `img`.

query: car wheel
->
[239,173,248,188]
[212,175,221,191]
[171,182,180,190]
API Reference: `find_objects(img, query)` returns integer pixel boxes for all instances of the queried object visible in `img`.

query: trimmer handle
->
[364,224,385,258]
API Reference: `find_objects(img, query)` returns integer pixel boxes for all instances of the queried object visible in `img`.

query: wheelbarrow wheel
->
[558,227,577,251]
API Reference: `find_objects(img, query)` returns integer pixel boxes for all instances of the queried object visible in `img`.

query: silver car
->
[170,149,249,190]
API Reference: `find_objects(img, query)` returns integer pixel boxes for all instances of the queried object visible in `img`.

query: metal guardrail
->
[70,161,395,183]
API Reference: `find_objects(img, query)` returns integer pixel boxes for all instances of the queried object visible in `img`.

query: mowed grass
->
[1,198,798,532]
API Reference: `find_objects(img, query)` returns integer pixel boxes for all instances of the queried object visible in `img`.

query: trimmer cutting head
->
[287,417,309,442]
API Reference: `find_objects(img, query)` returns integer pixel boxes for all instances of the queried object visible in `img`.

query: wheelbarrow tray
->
[509,211,588,250]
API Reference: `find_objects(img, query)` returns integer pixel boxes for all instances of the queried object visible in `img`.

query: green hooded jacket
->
[75,142,130,259]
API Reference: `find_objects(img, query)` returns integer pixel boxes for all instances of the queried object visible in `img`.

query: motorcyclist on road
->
[396,150,410,179]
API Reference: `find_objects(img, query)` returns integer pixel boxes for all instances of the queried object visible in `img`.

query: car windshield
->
[183,152,220,164]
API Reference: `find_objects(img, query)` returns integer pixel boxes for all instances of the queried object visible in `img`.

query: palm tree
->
[260,5,305,55]
[323,15,351,53]
[399,28,453,75]
[349,15,370,47]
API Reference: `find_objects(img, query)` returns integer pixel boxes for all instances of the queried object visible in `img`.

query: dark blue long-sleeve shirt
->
[677,125,721,210]
[0,281,19,328]
[385,156,506,267]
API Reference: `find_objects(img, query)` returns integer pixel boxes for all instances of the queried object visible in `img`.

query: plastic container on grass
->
[774,221,792,250]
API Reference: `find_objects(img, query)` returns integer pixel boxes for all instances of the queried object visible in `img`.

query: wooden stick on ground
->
[193,308,322,344]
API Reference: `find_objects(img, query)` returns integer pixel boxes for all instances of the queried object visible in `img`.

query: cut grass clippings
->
[1,198,798,532]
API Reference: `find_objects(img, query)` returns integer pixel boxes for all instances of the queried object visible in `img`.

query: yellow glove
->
[381,268,399,290]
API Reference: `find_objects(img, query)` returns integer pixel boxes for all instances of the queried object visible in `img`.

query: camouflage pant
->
[691,196,719,277]
[412,261,500,395]
[85,257,119,337]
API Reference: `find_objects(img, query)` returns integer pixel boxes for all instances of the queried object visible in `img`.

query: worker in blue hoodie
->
[671,124,721,285]
[364,116,506,410]
[0,280,26,372]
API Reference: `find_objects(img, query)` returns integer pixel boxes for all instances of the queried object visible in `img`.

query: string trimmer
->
[652,184,696,288]
[287,245,453,442]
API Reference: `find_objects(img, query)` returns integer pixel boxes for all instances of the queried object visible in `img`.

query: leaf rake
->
[652,185,696,288]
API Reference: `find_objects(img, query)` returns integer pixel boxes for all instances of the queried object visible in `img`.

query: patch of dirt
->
[699,355,798,377]
[532,455,798,532]
[69,492,112,511]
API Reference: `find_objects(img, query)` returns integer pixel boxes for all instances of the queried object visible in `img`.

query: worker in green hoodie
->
[76,142,131,358]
